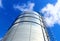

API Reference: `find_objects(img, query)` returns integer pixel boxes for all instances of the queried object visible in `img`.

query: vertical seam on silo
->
[11,23,20,41]
[29,22,31,41]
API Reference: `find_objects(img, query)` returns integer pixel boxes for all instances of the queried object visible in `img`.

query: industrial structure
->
[2,11,50,41]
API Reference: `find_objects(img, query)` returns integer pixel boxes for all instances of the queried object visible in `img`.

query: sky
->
[0,0,60,41]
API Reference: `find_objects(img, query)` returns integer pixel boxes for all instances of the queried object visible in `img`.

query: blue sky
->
[0,0,60,41]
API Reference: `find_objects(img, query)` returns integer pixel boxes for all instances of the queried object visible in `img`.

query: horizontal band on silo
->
[14,21,44,27]
[18,16,42,22]
[20,13,41,18]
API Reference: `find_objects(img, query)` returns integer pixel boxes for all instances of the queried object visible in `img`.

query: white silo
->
[2,11,49,41]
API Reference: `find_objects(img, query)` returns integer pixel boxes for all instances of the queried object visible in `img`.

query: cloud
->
[0,0,3,8]
[13,2,35,11]
[41,0,60,27]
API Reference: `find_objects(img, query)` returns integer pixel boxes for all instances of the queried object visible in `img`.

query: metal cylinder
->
[2,11,49,41]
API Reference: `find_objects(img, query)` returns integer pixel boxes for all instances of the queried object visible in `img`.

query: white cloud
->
[13,2,35,11]
[0,0,3,8]
[41,0,60,27]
